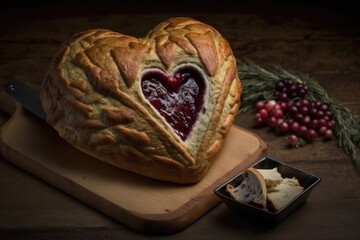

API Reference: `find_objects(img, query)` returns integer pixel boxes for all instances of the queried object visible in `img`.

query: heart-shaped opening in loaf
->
[140,64,208,141]
[40,17,241,183]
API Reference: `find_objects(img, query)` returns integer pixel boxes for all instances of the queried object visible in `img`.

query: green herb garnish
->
[237,61,360,167]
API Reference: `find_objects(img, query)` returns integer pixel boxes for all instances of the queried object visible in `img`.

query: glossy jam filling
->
[141,67,206,141]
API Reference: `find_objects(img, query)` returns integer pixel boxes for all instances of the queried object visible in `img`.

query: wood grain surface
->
[0,96,266,233]
[0,1,359,239]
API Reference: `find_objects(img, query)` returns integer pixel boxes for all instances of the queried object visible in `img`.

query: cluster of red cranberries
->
[253,79,336,146]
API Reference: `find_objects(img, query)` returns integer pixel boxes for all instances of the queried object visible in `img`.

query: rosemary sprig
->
[237,61,360,167]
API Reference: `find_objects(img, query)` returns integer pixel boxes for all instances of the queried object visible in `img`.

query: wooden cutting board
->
[0,92,267,233]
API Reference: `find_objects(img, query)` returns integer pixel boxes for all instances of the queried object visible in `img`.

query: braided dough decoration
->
[40,17,242,184]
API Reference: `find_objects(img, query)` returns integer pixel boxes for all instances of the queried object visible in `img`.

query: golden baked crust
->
[40,17,242,184]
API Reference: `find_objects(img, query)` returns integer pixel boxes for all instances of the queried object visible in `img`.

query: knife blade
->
[4,81,46,120]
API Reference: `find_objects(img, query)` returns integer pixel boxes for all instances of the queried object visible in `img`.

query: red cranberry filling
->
[141,67,205,141]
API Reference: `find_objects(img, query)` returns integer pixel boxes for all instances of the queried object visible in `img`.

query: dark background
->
[1,1,359,36]
[2,0,359,16]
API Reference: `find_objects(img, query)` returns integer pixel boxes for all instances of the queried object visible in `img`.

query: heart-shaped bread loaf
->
[40,17,242,184]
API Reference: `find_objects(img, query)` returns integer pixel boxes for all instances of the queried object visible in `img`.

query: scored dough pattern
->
[40,17,241,183]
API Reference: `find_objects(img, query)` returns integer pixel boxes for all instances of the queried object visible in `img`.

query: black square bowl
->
[214,157,321,224]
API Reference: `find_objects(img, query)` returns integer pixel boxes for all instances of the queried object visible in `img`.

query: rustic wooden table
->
[1,1,359,239]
